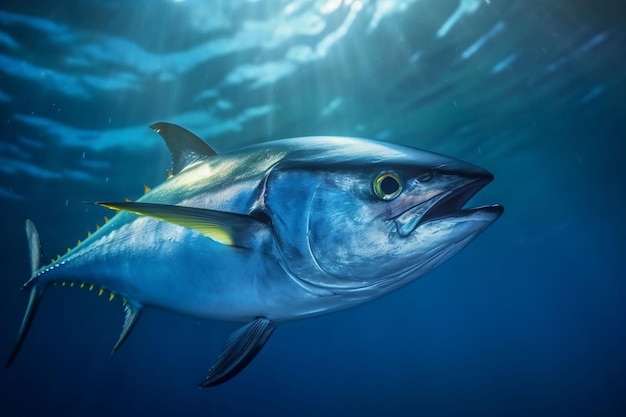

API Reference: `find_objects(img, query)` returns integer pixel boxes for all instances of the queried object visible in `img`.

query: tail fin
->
[5,219,46,368]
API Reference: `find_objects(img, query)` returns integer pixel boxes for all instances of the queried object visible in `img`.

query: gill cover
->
[263,166,392,291]
[307,172,401,283]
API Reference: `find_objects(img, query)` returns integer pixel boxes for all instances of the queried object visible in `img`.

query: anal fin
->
[111,302,142,353]
[200,317,275,387]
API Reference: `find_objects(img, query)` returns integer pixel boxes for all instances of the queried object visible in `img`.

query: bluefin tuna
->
[5,122,503,386]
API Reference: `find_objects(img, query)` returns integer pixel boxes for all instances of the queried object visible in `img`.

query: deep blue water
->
[1,1,625,416]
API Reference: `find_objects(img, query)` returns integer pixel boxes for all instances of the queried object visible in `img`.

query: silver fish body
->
[6,123,503,386]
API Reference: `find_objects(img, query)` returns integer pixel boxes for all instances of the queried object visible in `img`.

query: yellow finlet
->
[96,224,101,230]
[80,283,85,288]
[61,282,66,286]
[109,293,115,301]
[70,282,75,287]
[144,185,151,194]
[98,288,104,296]
[67,247,71,253]
[89,284,94,291]
[125,197,132,202]
[166,170,173,179]
[77,239,82,246]
[104,216,110,223]
[56,254,61,260]
[87,230,92,237]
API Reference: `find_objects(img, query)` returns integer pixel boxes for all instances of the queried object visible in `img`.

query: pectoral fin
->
[95,202,266,248]
[200,317,276,387]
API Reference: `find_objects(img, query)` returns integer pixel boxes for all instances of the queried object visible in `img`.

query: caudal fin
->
[5,219,46,368]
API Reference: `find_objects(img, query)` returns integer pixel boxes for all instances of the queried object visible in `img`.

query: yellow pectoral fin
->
[94,201,265,248]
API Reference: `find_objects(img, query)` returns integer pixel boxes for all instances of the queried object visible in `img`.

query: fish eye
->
[373,171,402,200]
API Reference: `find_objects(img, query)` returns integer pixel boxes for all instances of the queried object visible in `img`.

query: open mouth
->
[394,176,502,237]
[418,178,490,224]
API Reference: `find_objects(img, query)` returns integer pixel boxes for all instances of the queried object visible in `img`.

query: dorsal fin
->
[150,122,217,175]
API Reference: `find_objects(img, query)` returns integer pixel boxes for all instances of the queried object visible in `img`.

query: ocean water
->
[1,0,624,416]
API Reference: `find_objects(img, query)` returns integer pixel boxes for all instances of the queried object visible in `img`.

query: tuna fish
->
[5,122,503,386]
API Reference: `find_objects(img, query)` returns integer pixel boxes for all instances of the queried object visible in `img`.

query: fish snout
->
[394,163,500,237]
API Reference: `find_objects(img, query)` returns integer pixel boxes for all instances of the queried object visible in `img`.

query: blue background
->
[1,1,625,416]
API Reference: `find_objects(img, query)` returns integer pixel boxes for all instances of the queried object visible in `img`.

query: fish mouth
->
[394,174,503,237]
